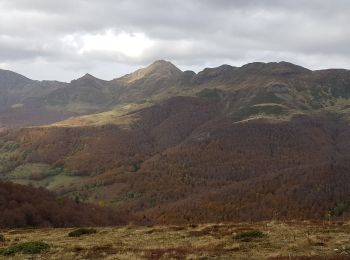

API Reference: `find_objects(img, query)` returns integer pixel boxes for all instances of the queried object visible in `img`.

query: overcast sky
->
[0,0,350,81]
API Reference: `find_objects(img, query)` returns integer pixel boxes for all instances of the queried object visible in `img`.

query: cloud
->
[0,0,350,81]
[62,30,154,59]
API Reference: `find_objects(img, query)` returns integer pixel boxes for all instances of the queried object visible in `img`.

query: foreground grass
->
[1,221,350,259]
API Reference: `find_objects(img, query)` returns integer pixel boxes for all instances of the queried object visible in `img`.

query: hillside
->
[0,181,126,228]
[1,61,350,224]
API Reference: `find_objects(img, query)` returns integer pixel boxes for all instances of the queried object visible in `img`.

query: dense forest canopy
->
[0,181,127,228]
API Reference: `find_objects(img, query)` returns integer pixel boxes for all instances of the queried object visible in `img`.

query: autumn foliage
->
[0,181,126,228]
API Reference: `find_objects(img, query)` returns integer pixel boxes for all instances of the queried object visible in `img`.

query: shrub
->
[333,202,350,216]
[0,234,5,242]
[0,241,50,256]
[68,228,97,237]
[233,230,266,242]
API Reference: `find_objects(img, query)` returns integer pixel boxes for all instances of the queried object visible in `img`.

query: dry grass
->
[1,221,350,259]
[50,102,152,128]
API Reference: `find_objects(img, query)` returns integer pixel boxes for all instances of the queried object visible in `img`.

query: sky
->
[0,0,350,82]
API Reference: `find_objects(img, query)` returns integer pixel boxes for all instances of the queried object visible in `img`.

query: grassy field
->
[1,221,350,259]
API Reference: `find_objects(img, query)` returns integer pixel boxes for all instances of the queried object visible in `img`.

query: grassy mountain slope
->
[1,222,350,259]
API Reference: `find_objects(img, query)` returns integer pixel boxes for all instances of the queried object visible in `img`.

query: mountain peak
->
[0,69,32,89]
[151,60,173,65]
[72,73,101,83]
[69,73,106,88]
[147,60,181,73]
[81,73,98,80]
[118,60,182,84]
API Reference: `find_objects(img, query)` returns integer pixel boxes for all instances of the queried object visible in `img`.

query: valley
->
[1,61,350,225]
[2,1,350,259]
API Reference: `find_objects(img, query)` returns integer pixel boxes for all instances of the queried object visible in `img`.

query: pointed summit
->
[69,73,107,90]
[75,73,100,81]
[149,60,179,69]
[71,73,105,84]
[82,73,95,79]
[151,60,173,65]
[145,60,182,76]
[118,60,182,84]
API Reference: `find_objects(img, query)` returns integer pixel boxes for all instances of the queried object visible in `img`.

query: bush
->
[68,228,97,237]
[0,234,5,242]
[333,202,350,216]
[233,230,266,242]
[0,241,50,256]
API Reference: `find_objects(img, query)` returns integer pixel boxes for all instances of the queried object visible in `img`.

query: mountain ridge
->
[3,60,349,85]
[2,59,350,128]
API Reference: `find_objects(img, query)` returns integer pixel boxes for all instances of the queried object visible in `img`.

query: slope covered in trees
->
[2,61,350,224]
[2,97,350,224]
[0,181,126,228]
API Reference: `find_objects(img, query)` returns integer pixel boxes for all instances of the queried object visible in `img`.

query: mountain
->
[111,60,188,104]
[117,60,183,84]
[1,60,350,224]
[0,69,66,108]
[0,60,190,127]
[0,69,70,127]
[3,60,350,128]
[44,73,114,114]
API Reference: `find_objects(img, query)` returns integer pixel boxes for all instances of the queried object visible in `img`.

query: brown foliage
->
[0,181,127,228]
[3,97,350,224]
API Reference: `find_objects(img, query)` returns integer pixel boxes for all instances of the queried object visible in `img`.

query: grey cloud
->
[0,0,350,81]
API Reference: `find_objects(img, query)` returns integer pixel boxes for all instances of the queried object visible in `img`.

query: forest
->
[0,181,127,228]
